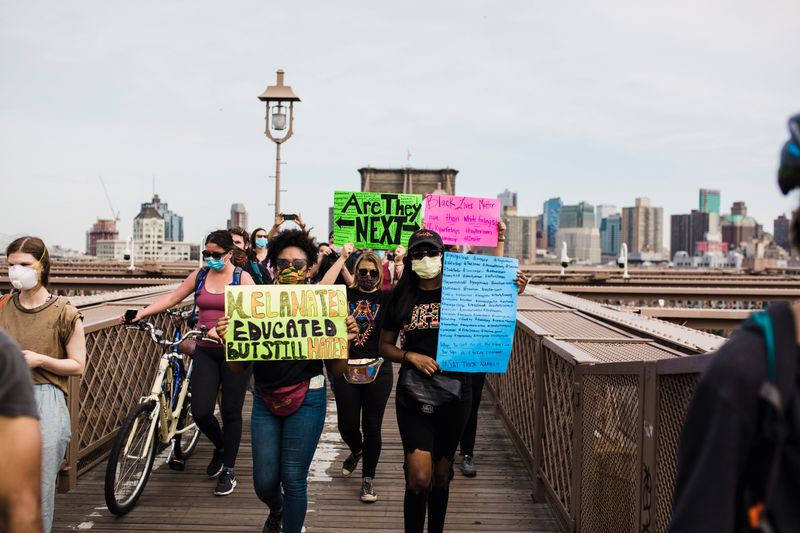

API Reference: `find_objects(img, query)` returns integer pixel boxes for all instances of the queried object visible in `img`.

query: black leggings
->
[190,346,252,468]
[459,372,486,456]
[333,366,393,478]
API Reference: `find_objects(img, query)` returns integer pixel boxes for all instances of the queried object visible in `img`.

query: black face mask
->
[356,272,379,291]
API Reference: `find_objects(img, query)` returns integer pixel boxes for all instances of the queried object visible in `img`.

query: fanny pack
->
[397,368,462,412]
[257,379,310,417]
[344,357,384,385]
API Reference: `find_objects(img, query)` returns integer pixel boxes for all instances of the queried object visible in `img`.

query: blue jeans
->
[34,384,71,533]
[251,385,326,533]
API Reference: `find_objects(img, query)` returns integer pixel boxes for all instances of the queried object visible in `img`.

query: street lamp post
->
[258,69,301,219]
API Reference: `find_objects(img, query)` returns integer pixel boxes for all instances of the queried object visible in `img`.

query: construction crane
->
[99,176,120,222]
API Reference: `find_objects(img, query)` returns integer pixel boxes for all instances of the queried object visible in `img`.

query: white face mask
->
[8,264,40,290]
[411,256,442,280]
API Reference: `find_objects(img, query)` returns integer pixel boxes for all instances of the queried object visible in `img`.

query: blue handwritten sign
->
[437,252,518,373]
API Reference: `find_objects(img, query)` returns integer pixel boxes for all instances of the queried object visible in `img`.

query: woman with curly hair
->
[217,229,357,533]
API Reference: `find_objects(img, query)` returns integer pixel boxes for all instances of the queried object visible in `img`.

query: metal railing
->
[57,286,188,491]
[487,289,721,533]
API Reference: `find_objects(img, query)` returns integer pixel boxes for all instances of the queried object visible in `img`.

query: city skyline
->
[1,1,799,250]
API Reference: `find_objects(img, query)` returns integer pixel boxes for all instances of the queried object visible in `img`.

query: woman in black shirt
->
[217,229,355,533]
[322,246,393,503]
[378,229,472,533]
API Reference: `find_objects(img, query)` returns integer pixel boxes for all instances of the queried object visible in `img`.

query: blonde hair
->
[349,252,384,289]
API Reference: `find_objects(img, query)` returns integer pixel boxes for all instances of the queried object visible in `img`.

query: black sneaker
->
[213,468,237,496]
[360,477,378,503]
[263,509,282,533]
[460,454,477,477]
[206,449,224,479]
[342,451,362,477]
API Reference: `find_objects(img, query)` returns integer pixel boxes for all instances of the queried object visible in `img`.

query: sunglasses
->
[202,250,229,260]
[255,233,268,238]
[358,268,380,278]
[409,249,442,261]
[275,258,308,270]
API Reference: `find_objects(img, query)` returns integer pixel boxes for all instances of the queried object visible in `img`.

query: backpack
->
[746,301,798,532]
[248,259,265,285]
[188,266,242,328]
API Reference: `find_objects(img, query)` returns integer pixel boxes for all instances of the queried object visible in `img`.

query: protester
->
[0,237,86,533]
[251,227,270,264]
[125,230,254,496]
[377,228,471,533]
[382,245,406,289]
[215,228,357,533]
[670,115,800,532]
[456,220,528,477]
[0,330,44,533]
[321,245,393,503]
[230,226,272,285]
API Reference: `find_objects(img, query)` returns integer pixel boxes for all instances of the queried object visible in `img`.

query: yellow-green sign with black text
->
[333,190,422,250]
[224,285,350,361]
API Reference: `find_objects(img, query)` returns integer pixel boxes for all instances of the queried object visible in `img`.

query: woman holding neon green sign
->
[216,228,357,533]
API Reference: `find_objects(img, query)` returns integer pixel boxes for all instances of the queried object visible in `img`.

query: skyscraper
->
[699,189,721,215]
[559,202,595,229]
[498,189,517,213]
[596,204,618,222]
[86,219,118,256]
[141,194,184,242]
[228,203,248,230]
[502,209,537,262]
[670,210,712,257]
[600,214,622,259]
[622,197,663,254]
[542,197,562,250]
[721,201,761,249]
[774,214,790,250]
[556,227,601,264]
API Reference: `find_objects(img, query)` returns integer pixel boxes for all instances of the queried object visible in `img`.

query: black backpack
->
[746,301,798,532]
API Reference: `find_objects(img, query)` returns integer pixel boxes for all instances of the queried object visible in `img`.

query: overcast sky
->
[1,1,799,251]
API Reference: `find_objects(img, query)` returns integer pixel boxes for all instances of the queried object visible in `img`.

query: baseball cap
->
[407,228,444,251]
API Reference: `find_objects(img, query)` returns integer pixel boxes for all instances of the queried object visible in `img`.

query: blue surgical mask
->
[255,238,268,249]
[206,257,226,271]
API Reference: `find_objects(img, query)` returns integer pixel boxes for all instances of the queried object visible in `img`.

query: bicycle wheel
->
[104,401,159,515]
[175,393,200,458]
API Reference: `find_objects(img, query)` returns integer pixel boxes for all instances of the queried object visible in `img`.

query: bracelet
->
[497,238,506,242]
[402,351,409,362]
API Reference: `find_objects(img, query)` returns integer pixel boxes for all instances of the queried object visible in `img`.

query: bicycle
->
[104,309,218,515]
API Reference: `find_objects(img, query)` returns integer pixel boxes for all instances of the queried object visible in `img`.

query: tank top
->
[196,284,225,348]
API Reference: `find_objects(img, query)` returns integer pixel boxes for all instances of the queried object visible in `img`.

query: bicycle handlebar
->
[126,319,221,346]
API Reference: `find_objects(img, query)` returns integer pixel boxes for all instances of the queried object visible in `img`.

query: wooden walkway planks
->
[54,375,561,533]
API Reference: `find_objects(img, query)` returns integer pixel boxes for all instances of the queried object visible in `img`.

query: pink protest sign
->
[423,194,500,247]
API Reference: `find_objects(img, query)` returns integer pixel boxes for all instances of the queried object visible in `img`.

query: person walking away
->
[321,246,394,503]
[0,237,86,533]
[670,115,800,532]
[125,230,254,496]
[0,330,44,533]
